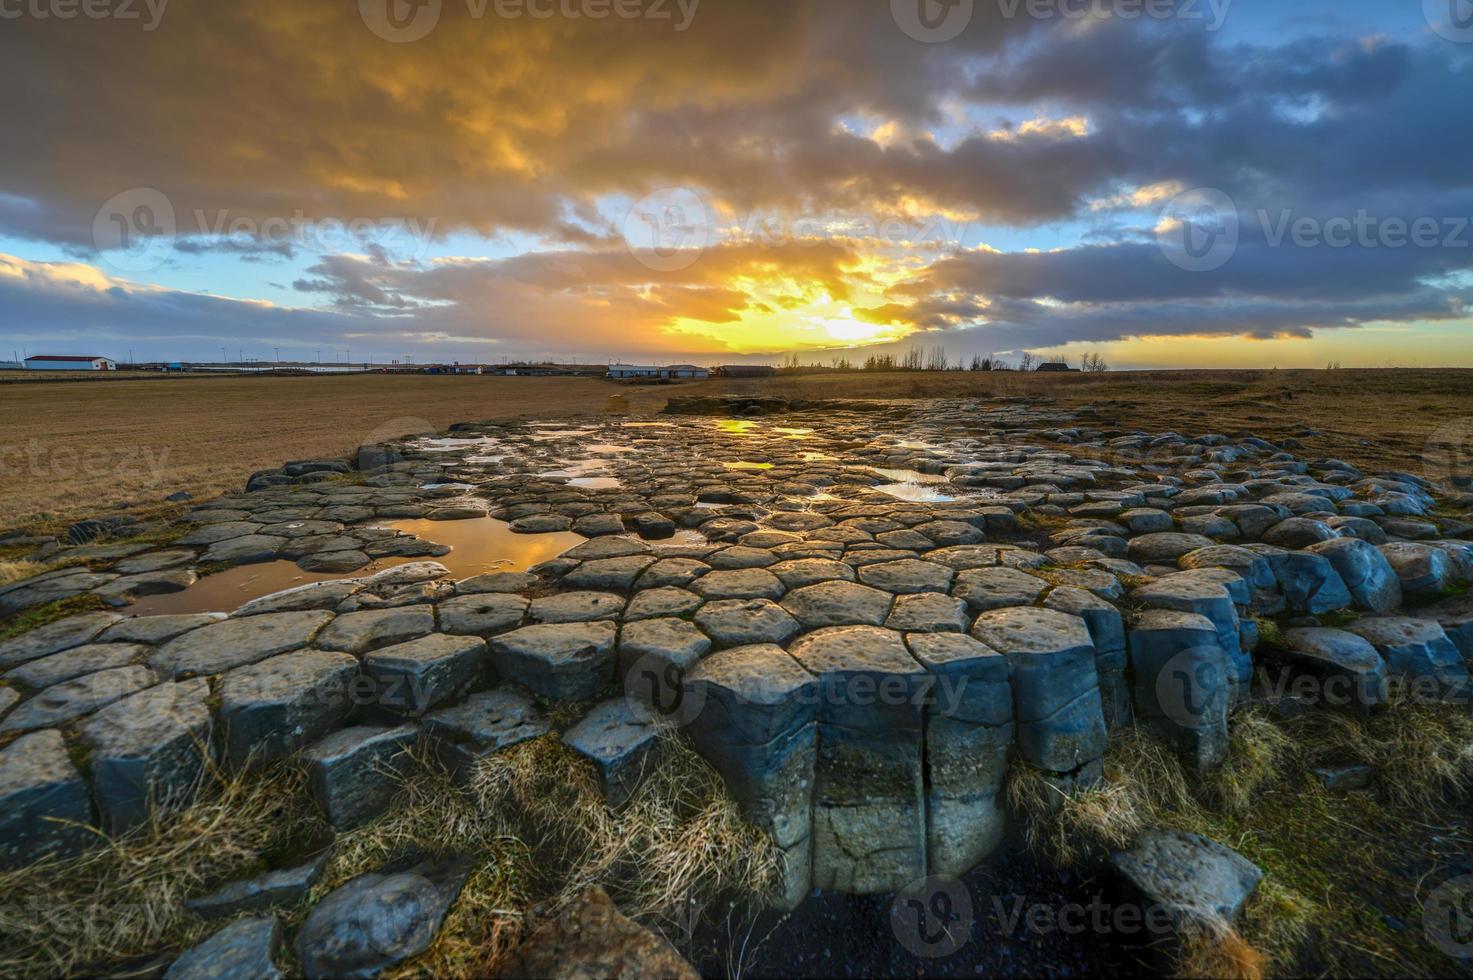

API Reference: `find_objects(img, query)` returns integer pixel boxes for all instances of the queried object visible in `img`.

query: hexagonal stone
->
[694,599,801,648]
[1127,610,1229,771]
[219,651,359,768]
[1261,518,1337,548]
[912,520,986,547]
[856,559,954,595]
[315,606,435,655]
[529,591,625,624]
[923,545,1000,571]
[1043,586,1130,728]
[1131,574,1248,699]
[971,607,1106,773]
[563,700,661,807]
[304,724,419,830]
[165,916,283,980]
[874,529,937,551]
[1377,542,1454,598]
[1127,533,1217,563]
[905,632,1013,877]
[951,567,1047,612]
[363,634,488,716]
[1254,549,1352,614]
[6,643,148,692]
[0,729,93,869]
[689,568,785,601]
[1280,628,1389,710]
[0,666,156,734]
[368,563,449,588]
[562,556,658,591]
[297,551,371,573]
[489,622,617,701]
[1120,508,1174,534]
[510,514,573,533]
[1415,592,1473,666]
[768,558,856,589]
[624,586,704,622]
[455,571,536,594]
[572,513,627,537]
[234,580,367,617]
[422,688,551,778]
[186,854,328,918]
[683,644,817,909]
[564,537,650,561]
[99,613,228,645]
[80,679,212,833]
[707,546,778,570]
[781,581,894,628]
[436,593,528,637]
[618,619,711,713]
[1347,617,1469,702]
[151,611,336,679]
[0,611,121,667]
[788,627,930,894]
[203,534,287,565]
[884,592,969,633]
[633,558,710,590]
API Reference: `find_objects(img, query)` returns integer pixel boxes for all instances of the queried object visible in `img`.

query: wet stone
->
[151,611,336,679]
[363,634,487,716]
[489,622,617,701]
[1347,617,1470,702]
[218,651,359,768]
[563,699,661,807]
[788,626,931,895]
[316,606,436,655]
[435,593,528,637]
[0,729,94,869]
[234,581,366,617]
[529,591,626,624]
[305,724,419,830]
[165,916,283,980]
[80,679,212,833]
[695,599,801,648]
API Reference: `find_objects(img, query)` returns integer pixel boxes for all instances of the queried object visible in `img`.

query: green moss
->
[0,594,109,643]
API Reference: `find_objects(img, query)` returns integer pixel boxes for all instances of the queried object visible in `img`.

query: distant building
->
[25,355,117,371]
[605,364,710,380]
[713,365,778,378]
[1035,361,1079,373]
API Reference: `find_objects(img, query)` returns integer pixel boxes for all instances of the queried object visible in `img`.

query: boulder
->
[1110,829,1262,932]
[562,700,661,807]
[304,725,419,830]
[1279,628,1389,711]
[218,651,359,768]
[489,622,617,701]
[165,916,282,980]
[1347,617,1470,703]
[0,729,93,869]
[363,634,488,717]
[1305,538,1402,613]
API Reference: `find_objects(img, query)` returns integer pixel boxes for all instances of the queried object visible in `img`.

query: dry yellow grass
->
[0,560,42,586]
[0,728,773,979]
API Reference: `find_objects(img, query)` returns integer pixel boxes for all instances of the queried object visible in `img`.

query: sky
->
[0,0,1470,368]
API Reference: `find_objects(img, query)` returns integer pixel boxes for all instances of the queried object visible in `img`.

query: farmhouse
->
[1035,361,1079,373]
[606,364,711,380]
[24,355,117,371]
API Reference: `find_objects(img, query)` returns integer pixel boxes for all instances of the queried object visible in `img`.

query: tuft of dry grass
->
[0,559,42,587]
[1204,711,1294,816]
[1178,923,1267,980]
[0,761,322,978]
[1006,764,1145,867]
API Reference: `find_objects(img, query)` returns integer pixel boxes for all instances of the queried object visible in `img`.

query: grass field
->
[2,368,1470,530]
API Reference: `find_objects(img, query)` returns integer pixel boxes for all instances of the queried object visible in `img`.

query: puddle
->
[875,483,955,502]
[567,477,623,490]
[622,421,674,428]
[715,419,759,435]
[537,460,612,480]
[872,467,952,484]
[421,482,476,491]
[801,451,837,462]
[125,562,367,616]
[723,461,774,470]
[585,444,630,454]
[774,427,815,439]
[125,518,585,616]
[527,429,595,441]
[381,518,584,576]
[415,437,500,453]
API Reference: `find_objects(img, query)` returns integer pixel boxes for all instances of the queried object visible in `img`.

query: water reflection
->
[723,461,774,470]
[871,467,952,484]
[715,419,759,435]
[875,483,955,502]
[126,562,358,616]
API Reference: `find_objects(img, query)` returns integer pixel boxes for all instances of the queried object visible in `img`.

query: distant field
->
[2,368,1469,530]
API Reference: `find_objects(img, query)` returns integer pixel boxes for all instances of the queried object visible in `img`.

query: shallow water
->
[724,461,774,470]
[567,477,623,489]
[872,467,952,484]
[875,482,955,502]
[125,518,584,616]
[715,419,759,435]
